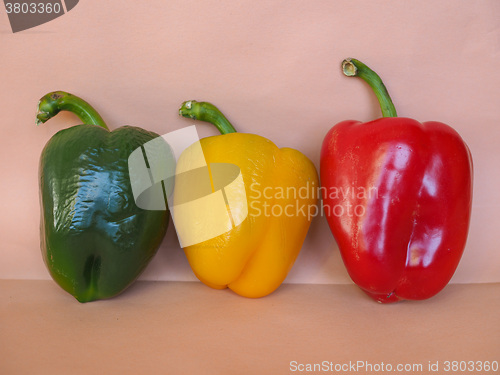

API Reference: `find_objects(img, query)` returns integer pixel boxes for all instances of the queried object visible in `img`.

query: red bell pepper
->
[320,58,473,303]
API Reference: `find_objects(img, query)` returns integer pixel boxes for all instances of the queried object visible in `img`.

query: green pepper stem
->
[36,91,109,130]
[342,58,398,118]
[179,101,237,134]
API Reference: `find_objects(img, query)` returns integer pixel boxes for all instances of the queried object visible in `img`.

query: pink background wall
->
[1,1,498,284]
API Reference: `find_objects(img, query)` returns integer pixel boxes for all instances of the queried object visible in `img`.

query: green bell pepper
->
[37,91,169,302]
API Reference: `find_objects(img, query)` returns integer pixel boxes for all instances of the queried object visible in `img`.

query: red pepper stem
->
[342,58,398,118]
[179,101,237,134]
[36,91,109,130]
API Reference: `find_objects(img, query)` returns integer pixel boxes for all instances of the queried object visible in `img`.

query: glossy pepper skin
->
[178,101,318,298]
[37,91,169,302]
[320,59,473,303]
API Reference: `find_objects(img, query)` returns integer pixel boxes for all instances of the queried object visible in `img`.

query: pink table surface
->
[1,280,499,374]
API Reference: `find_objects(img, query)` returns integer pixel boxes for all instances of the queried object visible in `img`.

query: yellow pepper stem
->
[179,100,237,134]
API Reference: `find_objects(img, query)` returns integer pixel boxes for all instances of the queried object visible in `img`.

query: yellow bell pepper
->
[175,101,319,298]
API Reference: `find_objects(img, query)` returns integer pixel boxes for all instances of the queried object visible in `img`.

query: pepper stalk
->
[342,58,398,118]
[36,91,109,129]
[179,100,237,135]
